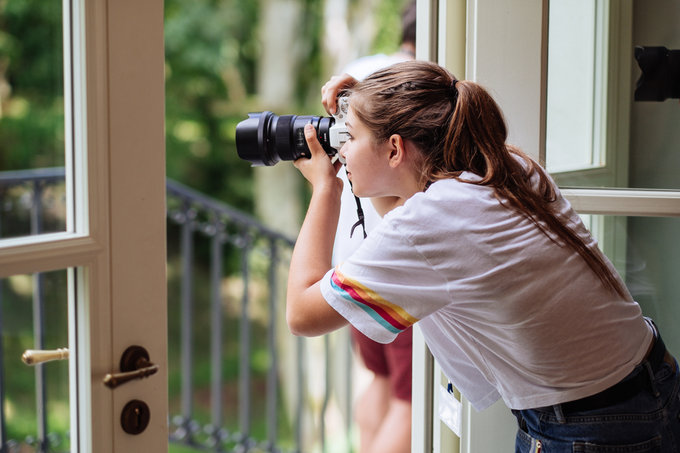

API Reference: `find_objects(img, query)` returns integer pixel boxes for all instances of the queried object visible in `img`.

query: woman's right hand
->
[293,124,344,192]
[321,73,358,115]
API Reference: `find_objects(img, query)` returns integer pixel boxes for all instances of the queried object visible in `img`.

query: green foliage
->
[294,0,327,111]
[0,0,65,171]
[164,0,261,213]
[372,0,412,54]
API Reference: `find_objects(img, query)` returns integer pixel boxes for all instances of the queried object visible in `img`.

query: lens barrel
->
[235,112,336,166]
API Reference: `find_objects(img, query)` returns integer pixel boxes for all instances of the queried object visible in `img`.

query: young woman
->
[287,60,680,452]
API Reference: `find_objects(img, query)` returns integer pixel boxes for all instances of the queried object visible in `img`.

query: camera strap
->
[346,170,367,239]
[350,195,367,239]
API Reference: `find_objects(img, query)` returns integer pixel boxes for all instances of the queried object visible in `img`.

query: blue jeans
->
[512,343,680,452]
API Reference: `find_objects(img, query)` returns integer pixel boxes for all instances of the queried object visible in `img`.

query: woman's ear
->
[387,134,406,168]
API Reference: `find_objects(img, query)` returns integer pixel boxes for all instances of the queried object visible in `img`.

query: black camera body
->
[634,46,680,102]
[235,97,350,166]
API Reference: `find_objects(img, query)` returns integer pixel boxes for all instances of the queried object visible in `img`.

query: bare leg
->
[364,398,411,453]
[354,375,391,452]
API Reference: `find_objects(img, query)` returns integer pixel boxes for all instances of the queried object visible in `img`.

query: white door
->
[0,0,168,452]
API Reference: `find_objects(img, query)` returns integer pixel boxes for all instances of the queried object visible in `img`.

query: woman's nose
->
[339,143,347,159]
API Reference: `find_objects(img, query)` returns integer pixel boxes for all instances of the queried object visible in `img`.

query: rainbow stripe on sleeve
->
[330,269,419,334]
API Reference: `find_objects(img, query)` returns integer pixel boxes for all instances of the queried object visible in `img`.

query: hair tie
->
[449,79,459,105]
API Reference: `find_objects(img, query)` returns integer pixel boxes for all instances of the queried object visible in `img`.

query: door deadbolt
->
[103,345,159,389]
[121,399,150,435]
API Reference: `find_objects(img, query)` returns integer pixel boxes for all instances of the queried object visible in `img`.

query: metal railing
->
[0,168,354,453]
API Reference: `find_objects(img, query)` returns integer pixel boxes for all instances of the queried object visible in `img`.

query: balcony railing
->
[0,168,354,453]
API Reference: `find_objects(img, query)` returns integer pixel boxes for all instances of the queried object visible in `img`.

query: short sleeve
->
[320,216,452,344]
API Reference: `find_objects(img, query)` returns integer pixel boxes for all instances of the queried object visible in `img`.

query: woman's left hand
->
[293,124,344,192]
[321,73,357,115]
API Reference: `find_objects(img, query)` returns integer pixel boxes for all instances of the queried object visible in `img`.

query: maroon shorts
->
[351,326,413,402]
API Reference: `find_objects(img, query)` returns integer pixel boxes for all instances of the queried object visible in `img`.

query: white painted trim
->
[465,0,547,161]
[412,1,438,451]
[0,233,98,277]
[437,0,466,76]
[411,325,435,453]
[416,0,438,62]
[459,398,516,453]
[63,0,75,234]
[562,189,680,217]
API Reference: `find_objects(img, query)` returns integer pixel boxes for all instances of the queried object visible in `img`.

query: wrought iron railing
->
[0,168,354,453]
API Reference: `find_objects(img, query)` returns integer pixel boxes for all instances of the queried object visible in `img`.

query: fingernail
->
[305,123,314,134]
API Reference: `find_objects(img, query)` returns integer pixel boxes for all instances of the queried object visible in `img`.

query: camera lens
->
[236,112,336,166]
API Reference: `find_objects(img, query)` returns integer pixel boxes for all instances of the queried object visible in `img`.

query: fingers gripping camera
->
[235,97,350,167]
[329,97,349,164]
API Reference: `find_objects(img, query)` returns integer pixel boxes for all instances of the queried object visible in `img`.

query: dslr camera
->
[634,46,680,101]
[235,97,350,166]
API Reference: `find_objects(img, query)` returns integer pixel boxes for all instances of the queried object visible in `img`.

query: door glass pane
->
[0,1,67,239]
[546,0,680,190]
[0,269,70,451]
[545,0,602,173]
[590,215,680,353]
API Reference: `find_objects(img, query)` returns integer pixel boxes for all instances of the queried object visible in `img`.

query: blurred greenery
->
[372,0,411,54]
[164,0,259,213]
[0,0,64,171]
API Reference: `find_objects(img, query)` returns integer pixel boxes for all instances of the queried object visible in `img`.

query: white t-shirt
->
[321,169,653,410]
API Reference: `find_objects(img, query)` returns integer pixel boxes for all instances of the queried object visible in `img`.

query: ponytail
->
[351,60,629,299]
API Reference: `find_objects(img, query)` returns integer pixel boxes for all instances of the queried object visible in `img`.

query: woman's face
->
[339,106,394,198]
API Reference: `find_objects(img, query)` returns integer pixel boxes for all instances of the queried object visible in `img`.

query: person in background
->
[290,60,680,452]
[330,3,415,452]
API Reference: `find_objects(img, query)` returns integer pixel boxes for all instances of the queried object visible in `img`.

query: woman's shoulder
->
[417,176,495,207]
[382,177,496,231]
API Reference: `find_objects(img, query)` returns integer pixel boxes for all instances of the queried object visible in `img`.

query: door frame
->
[0,0,168,451]
[84,0,168,451]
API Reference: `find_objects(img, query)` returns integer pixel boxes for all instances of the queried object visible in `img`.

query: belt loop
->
[512,410,528,431]
[644,360,661,397]
[552,404,566,423]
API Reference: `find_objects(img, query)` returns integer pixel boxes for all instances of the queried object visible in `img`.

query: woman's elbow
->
[286,311,306,337]
[286,285,322,336]
[287,312,327,337]
[286,285,345,336]
[286,298,340,337]
[286,301,314,337]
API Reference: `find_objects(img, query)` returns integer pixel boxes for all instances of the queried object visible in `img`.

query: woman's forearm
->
[286,181,347,336]
[289,182,341,288]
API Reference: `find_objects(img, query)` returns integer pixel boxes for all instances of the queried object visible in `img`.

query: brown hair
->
[349,60,628,299]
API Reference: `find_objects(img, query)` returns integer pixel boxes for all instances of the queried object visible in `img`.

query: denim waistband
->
[545,332,669,415]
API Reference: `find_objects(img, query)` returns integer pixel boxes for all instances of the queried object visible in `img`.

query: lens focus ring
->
[273,115,297,161]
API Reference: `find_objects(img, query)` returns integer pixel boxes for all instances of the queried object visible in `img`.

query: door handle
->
[22,348,69,365]
[103,345,158,389]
